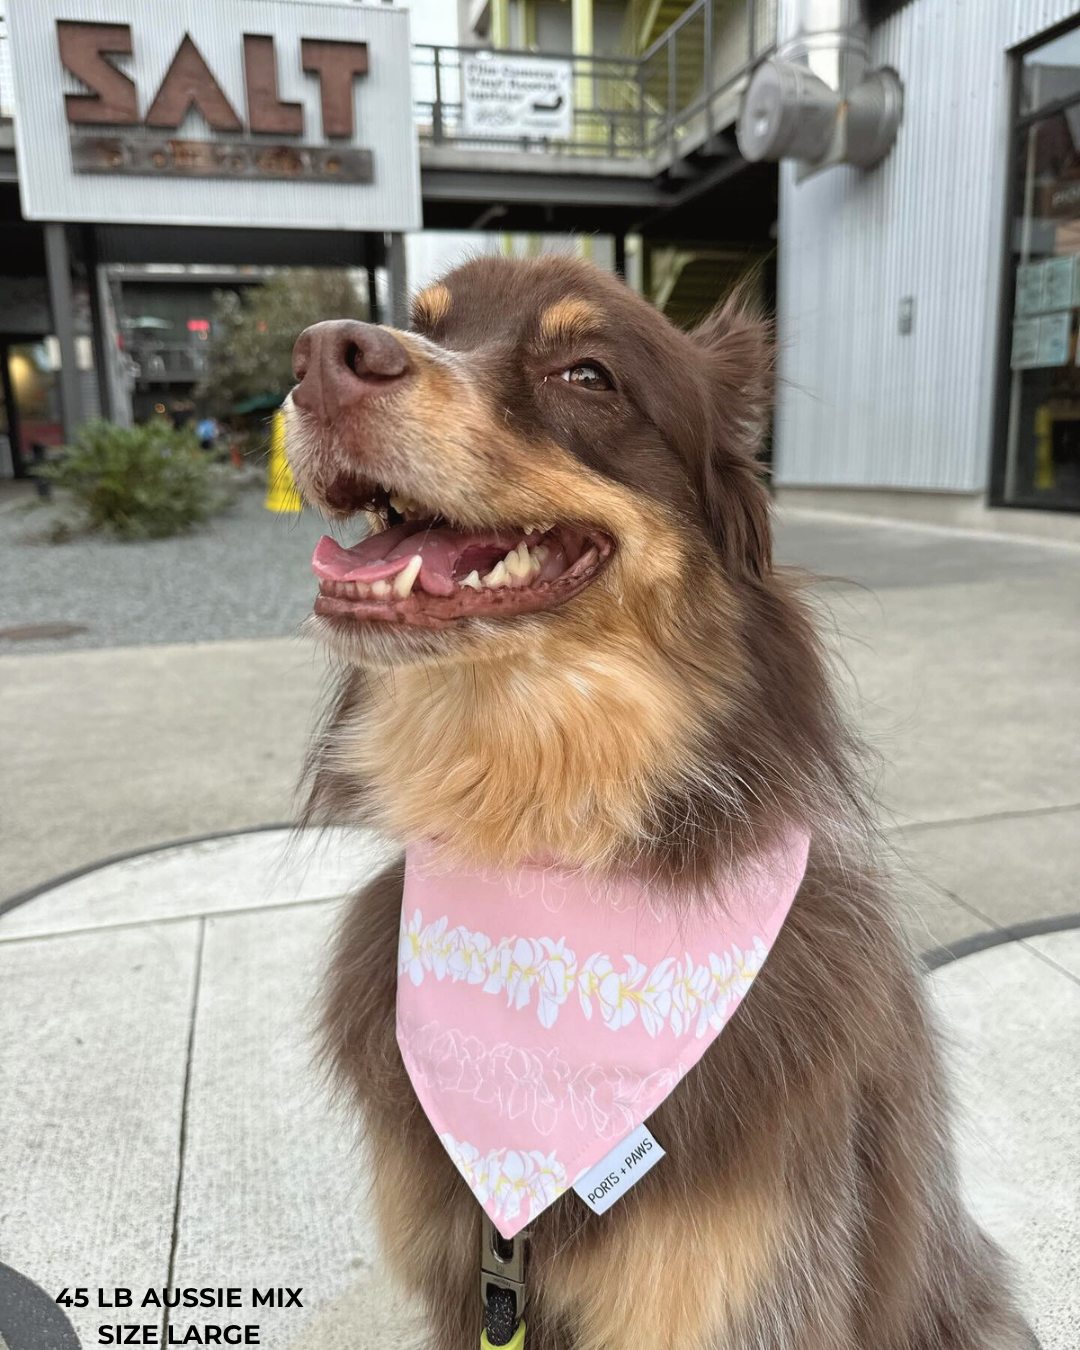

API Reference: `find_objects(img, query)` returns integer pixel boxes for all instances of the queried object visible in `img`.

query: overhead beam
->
[420,169,668,209]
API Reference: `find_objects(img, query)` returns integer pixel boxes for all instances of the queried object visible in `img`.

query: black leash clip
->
[480,1214,527,1348]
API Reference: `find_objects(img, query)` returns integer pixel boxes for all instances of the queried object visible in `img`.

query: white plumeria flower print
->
[636,956,676,1037]
[399,910,427,987]
[537,937,575,1028]
[577,953,613,1021]
[440,1136,568,1224]
[424,916,451,979]
[404,911,770,1036]
[447,927,491,984]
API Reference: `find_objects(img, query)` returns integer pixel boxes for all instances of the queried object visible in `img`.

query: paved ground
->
[3,507,1079,955]
[0,486,328,654]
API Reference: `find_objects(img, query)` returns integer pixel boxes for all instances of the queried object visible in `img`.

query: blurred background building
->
[0,0,1078,527]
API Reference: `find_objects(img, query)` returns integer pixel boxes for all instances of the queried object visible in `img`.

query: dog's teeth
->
[393,555,423,598]
[371,580,392,598]
[505,542,532,581]
[460,570,482,591]
[389,493,424,519]
[482,560,510,588]
[532,544,549,564]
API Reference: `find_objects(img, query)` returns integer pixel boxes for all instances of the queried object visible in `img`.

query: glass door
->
[998,22,1080,510]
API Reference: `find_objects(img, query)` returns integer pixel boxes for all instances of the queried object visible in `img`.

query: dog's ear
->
[690,288,774,579]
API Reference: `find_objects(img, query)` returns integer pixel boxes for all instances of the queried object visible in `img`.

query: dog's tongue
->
[312,524,522,597]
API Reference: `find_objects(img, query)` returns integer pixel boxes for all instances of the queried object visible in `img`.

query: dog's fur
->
[285,256,1031,1349]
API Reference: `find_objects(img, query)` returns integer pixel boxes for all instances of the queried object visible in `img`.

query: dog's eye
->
[560,364,612,392]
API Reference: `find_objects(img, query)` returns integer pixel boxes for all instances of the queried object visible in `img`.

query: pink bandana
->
[397,831,810,1237]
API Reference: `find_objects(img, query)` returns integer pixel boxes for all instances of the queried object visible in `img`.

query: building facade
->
[17,0,1075,525]
[774,1,1080,524]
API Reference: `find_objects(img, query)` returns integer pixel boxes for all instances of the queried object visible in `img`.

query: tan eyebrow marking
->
[538,297,602,348]
[412,283,452,329]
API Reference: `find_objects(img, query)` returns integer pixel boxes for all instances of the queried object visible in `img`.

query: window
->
[997,20,1080,510]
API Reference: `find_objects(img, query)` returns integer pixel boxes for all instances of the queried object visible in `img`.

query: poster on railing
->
[462,53,573,140]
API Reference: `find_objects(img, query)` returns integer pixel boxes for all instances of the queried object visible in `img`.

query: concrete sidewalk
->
[4,511,1079,956]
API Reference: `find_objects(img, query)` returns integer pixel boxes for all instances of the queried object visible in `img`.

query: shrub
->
[37,419,234,541]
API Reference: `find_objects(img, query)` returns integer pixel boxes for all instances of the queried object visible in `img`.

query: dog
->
[284,255,1032,1350]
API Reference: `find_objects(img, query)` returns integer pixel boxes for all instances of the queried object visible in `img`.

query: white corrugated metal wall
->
[774,0,1080,493]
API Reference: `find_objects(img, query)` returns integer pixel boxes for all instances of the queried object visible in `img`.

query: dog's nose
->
[291,320,410,418]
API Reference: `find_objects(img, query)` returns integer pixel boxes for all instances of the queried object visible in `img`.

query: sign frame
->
[7,0,421,232]
[461,52,574,141]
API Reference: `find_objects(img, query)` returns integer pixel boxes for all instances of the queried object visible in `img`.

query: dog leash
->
[480,1215,527,1348]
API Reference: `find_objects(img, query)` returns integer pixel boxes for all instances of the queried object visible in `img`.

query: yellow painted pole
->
[572,0,594,160]
[491,0,512,256]
[522,0,538,49]
[572,0,593,58]
[491,0,510,48]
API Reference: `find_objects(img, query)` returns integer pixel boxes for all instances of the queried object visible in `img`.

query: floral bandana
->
[397,830,810,1238]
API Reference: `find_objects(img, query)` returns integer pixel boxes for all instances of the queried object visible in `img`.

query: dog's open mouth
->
[311,483,614,628]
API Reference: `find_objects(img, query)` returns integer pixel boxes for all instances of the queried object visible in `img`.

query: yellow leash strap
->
[480,1321,526,1350]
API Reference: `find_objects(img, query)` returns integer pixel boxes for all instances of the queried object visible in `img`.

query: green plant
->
[37,418,234,540]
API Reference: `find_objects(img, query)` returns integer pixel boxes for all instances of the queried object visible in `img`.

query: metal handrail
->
[412,43,655,161]
[414,0,777,168]
[412,41,641,70]
[130,343,210,382]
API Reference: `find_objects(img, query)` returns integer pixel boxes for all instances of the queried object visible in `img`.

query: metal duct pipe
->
[736,0,902,176]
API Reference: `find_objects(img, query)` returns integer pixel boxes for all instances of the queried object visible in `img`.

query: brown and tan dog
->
[284,255,1032,1350]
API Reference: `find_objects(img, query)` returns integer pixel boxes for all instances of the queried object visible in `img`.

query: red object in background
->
[187,318,210,332]
[19,421,64,457]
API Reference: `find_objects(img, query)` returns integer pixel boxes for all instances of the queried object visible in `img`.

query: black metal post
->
[432,46,444,143]
[386,231,409,329]
[614,234,627,278]
[366,261,381,324]
[43,222,82,444]
[83,226,114,423]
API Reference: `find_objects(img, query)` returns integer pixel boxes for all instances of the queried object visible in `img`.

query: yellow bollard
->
[264,407,303,513]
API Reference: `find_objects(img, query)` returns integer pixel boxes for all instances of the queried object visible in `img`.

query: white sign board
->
[7,0,421,231]
[462,54,573,140]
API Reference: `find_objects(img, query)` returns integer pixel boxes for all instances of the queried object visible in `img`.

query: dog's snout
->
[291,320,410,419]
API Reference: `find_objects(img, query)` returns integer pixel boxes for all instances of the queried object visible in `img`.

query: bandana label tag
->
[572,1123,665,1216]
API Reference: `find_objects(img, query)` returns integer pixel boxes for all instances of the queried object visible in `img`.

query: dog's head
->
[285,254,770,667]
[287,257,850,882]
